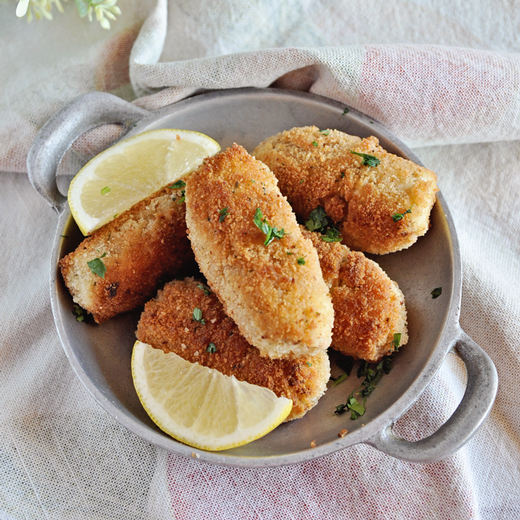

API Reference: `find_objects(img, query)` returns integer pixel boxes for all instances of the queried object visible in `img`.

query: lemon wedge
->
[68,129,220,235]
[131,341,292,451]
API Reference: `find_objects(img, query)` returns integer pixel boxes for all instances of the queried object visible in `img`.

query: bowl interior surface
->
[53,89,455,466]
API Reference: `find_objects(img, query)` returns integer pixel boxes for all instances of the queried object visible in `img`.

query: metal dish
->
[27,87,497,467]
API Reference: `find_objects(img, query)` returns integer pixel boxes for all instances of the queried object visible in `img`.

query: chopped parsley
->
[342,107,349,116]
[306,362,312,367]
[100,186,111,195]
[197,284,211,296]
[219,207,229,222]
[350,151,381,167]
[87,252,107,278]
[392,332,402,351]
[72,304,86,322]
[305,206,328,232]
[321,227,342,243]
[331,372,348,387]
[253,208,286,246]
[319,129,330,135]
[392,206,413,222]
[177,190,186,204]
[206,343,217,353]
[169,180,186,190]
[192,307,205,325]
[431,287,442,299]
[305,206,343,243]
[297,256,306,265]
[312,141,319,147]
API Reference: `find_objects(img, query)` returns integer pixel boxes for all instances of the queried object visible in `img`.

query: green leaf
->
[312,141,319,147]
[297,257,306,265]
[87,253,106,278]
[197,284,211,296]
[219,207,229,222]
[169,180,186,190]
[192,307,205,324]
[319,129,330,135]
[350,151,381,167]
[331,372,348,387]
[321,227,342,243]
[342,107,349,116]
[431,287,442,299]
[253,208,286,246]
[206,343,217,353]
[305,206,328,232]
[72,304,86,322]
[392,206,413,222]
[392,332,402,351]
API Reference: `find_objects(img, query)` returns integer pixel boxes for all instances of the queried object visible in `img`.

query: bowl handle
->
[367,328,498,462]
[27,92,150,212]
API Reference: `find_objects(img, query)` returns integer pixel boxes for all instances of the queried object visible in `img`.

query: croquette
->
[302,227,408,362]
[59,184,193,323]
[136,278,330,421]
[185,144,333,359]
[253,126,438,254]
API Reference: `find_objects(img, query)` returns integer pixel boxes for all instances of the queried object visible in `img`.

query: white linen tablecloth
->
[1,1,519,518]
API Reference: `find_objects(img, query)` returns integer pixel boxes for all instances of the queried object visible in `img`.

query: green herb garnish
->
[177,190,186,204]
[392,206,413,222]
[192,307,205,324]
[169,180,186,190]
[197,284,211,296]
[305,206,328,232]
[319,129,330,135]
[297,257,306,265]
[312,141,319,147]
[219,207,229,222]
[392,333,402,351]
[100,186,111,195]
[72,304,86,322]
[431,287,442,299]
[253,208,286,246]
[206,343,217,353]
[87,252,107,278]
[331,372,348,387]
[321,227,342,243]
[306,362,312,367]
[342,107,349,116]
[350,151,381,167]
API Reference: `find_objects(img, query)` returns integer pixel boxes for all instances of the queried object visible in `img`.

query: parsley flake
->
[392,333,402,351]
[101,186,111,195]
[321,227,342,243]
[253,208,286,246]
[177,190,186,204]
[297,257,306,265]
[72,304,86,322]
[319,129,330,135]
[197,284,211,296]
[350,151,381,167]
[87,253,107,278]
[192,307,205,324]
[305,206,328,232]
[431,287,442,299]
[169,180,186,190]
[219,207,229,222]
[206,343,217,353]
[342,107,349,116]
[312,141,319,147]
[392,206,413,222]
[331,372,348,387]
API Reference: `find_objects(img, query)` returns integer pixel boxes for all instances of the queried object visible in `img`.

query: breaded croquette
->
[59,184,193,323]
[253,126,438,255]
[136,278,330,421]
[185,144,333,359]
[302,228,408,362]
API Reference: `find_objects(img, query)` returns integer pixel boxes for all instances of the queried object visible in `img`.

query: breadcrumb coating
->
[136,278,330,421]
[185,144,333,359]
[302,227,408,362]
[253,126,438,254]
[59,184,193,323]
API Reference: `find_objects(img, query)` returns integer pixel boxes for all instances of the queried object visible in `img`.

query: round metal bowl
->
[27,87,497,467]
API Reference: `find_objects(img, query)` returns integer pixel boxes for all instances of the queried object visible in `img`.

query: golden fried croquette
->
[253,126,438,255]
[302,227,408,362]
[185,144,333,359]
[59,184,193,323]
[136,278,330,421]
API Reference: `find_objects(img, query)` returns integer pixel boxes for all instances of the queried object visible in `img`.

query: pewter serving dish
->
[27,88,497,467]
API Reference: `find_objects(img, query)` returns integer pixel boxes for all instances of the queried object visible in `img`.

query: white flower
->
[87,0,121,30]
